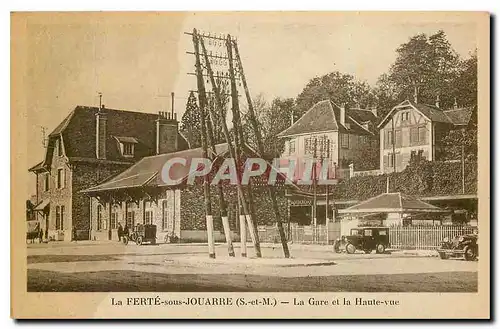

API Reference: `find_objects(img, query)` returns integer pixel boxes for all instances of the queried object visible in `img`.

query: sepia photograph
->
[10,11,490,318]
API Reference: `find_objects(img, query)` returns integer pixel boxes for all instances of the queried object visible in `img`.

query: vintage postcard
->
[11,11,490,319]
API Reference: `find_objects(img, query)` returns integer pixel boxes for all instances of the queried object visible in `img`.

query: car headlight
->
[458,236,464,242]
[443,237,449,243]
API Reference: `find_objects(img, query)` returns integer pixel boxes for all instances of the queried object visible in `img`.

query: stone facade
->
[29,105,188,241]
[35,142,73,241]
[88,184,289,243]
[72,162,129,240]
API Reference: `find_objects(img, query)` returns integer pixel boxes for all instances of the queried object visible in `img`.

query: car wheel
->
[345,243,356,254]
[333,243,341,253]
[136,236,143,245]
[376,244,386,254]
[122,236,128,245]
[464,247,476,261]
[438,252,449,259]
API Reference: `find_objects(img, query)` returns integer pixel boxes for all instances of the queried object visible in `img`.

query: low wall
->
[179,230,240,243]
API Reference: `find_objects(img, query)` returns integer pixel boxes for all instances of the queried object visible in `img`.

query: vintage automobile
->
[437,232,478,261]
[123,224,157,245]
[333,227,390,254]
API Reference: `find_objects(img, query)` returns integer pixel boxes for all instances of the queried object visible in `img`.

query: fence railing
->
[257,224,329,244]
[336,168,351,180]
[388,225,475,250]
[257,224,475,249]
[352,169,381,177]
[289,224,328,244]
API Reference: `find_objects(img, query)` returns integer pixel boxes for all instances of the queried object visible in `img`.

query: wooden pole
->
[206,95,235,257]
[192,29,215,259]
[461,144,465,194]
[199,36,253,258]
[108,196,112,241]
[325,138,330,245]
[392,117,396,173]
[311,138,318,243]
[232,39,291,258]
[226,35,262,258]
[238,194,247,257]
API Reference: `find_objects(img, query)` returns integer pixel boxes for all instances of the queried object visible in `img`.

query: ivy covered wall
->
[331,159,477,201]
[180,183,287,231]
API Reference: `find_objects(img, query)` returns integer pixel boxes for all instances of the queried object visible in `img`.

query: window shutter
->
[410,128,417,144]
[383,155,388,168]
[402,128,409,147]
[396,153,402,168]
[419,127,427,143]
[56,206,60,230]
[395,130,401,147]
[402,153,410,168]
[61,206,64,230]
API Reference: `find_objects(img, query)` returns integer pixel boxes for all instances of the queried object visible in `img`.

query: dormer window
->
[123,143,134,156]
[114,136,139,158]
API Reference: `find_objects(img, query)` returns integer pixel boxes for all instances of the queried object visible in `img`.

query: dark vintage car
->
[334,227,390,254]
[437,233,478,261]
[123,224,157,245]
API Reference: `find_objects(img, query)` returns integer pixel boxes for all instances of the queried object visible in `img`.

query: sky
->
[20,12,479,188]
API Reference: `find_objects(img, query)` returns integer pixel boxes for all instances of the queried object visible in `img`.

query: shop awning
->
[34,199,50,211]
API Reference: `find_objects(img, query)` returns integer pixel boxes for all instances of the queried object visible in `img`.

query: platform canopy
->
[338,192,449,214]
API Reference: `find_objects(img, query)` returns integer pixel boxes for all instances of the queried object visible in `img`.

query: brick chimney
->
[340,103,346,126]
[95,104,107,159]
[156,111,178,154]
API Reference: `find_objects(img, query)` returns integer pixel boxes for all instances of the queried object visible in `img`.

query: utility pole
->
[205,92,236,257]
[391,117,396,173]
[199,36,255,259]
[324,138,331,245]
[461,128,466,194]
[237,192,247,256]
[226,35,261,258]
[192,29,216,259]
[461,144,465,194]
[233,40,290,258]
[312,137,318,243]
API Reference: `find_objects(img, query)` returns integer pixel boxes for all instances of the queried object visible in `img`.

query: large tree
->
[385,30,461,108]
[241,95,295,158]
[452,51,477,108]
[180,81,229,149]
[441,104,477,162]
[180,91,202,148]
[294,71,372,118]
